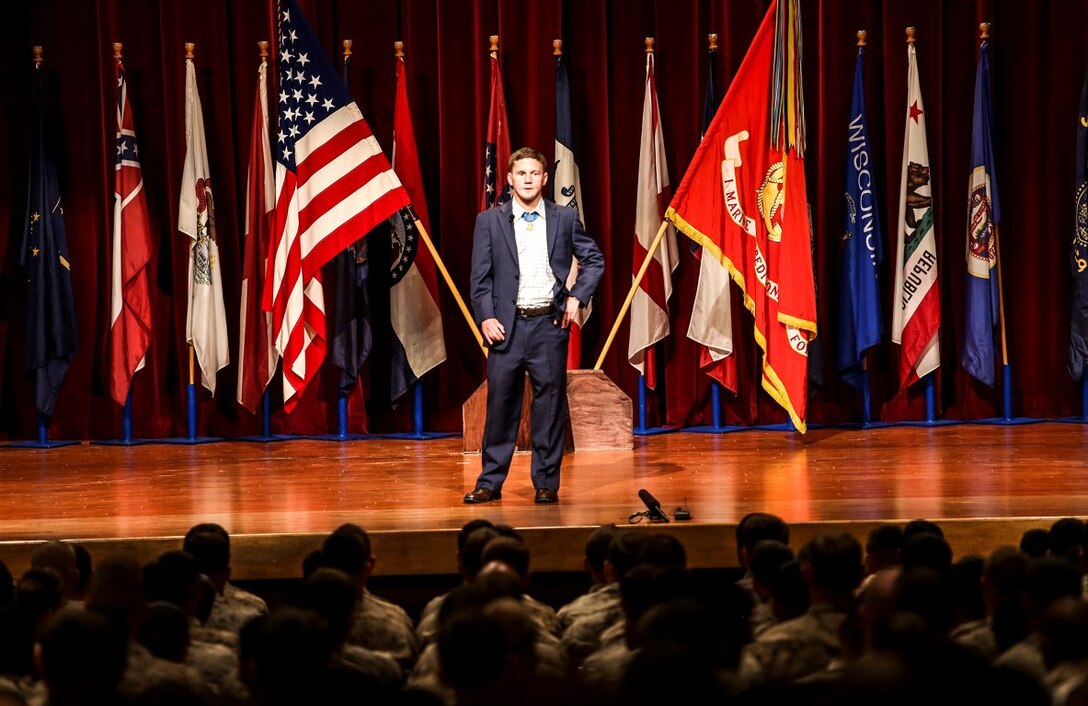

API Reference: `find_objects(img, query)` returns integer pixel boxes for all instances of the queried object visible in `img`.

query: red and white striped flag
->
[109,57,153,406]
[237,51,278,413]
[264,0,410,412]
[627,51,678,389]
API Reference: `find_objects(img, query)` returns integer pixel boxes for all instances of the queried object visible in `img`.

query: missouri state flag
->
[664,0,817,431]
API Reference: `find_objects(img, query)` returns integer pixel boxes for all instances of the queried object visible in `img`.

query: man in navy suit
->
[465,147,604,504]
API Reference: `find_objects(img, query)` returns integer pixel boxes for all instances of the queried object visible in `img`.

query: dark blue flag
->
[1069,69,1088,381]
[962,38,1002,387]
[836,45,883,389]
[328,48,372,395]
[22,59,77,416]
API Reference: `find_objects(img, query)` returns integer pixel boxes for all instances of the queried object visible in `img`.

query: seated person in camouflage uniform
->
[183,523,268,634]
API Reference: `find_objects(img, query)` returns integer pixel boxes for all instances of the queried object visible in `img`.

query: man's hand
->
[561,296,581,329]
[480,318,506,345]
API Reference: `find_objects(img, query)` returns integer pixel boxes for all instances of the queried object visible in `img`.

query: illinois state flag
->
[664,0,816,431]
[110,57,153,406]
[265,0,410,412]
[389,52,446,402]
[180,53,229,395]
[891,39,940,388]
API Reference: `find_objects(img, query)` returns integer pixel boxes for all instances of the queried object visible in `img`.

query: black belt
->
[516,305,554,318]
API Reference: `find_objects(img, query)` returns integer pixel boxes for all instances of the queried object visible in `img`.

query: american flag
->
[264,0,410,412]
[110,57,153,407]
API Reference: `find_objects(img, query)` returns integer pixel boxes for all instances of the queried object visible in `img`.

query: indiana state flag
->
[23,58,78,416]
[962,38,1002,387]
[837,44,883,389]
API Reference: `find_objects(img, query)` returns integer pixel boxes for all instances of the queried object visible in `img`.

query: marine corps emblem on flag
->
[758,162,786,242]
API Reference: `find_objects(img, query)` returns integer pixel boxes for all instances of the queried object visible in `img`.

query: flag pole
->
[412,215,485,355]
[595,220,669,370]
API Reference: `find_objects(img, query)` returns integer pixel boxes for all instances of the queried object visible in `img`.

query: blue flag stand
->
[232,390,294,442]
[383,382,457,440]
[158,347,223,444]
[4,410,80,449]
[91,388,152,446]
[311,384,375,441]
[633,372,676,436]
[684,381,748,434]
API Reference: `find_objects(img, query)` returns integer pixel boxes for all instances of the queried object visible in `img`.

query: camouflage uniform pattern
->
[740,603,846,685]
[994,633,1046,682]
[558,584,622,667]
[340,644,405,688]
[949,618,998,661]
[119,642,208,701]
[579,641,634,694]
[204,581,268,634]
[349,589,419,667]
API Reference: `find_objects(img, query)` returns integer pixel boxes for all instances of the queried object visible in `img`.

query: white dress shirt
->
[512,201,557,308]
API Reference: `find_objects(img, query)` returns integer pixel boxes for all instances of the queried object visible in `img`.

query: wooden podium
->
[462,369,632,453]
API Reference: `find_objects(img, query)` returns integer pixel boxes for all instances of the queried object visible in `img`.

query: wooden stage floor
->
[2,423,1087,579]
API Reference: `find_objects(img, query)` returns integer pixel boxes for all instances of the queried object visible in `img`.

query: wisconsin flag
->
[891,39,940,388]
[664,0,817,432]
[237,51,277,413]
[554,49,590,369]
[389,51,446,402]
[837,43,883,389]
[628,50,678,389]
[962,37,1001,387]
[23,55,78,416]
[110,57,153,406]
[180,53,229,395]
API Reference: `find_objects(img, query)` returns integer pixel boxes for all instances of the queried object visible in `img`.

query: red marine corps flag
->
[664,0,816,431]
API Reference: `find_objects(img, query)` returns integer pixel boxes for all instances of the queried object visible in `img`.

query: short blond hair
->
[508,147,546,173]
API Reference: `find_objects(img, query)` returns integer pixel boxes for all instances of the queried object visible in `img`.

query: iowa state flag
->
[664,0,816,431]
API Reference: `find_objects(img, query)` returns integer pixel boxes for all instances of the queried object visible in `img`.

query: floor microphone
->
[637,488,670,523]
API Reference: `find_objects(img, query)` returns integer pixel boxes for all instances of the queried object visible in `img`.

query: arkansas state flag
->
[664,0,816,432]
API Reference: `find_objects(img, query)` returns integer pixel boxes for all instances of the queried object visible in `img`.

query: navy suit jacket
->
[470,199,604,352]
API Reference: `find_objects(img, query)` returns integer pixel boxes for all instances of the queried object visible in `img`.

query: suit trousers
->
[476,313,569,493]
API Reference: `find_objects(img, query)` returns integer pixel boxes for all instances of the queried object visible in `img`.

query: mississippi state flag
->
[110,57,153,406]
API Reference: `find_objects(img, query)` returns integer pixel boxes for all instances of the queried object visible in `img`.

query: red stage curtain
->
[2,0,1086,439]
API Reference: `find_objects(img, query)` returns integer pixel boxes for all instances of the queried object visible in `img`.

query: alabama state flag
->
[664,0,816,431]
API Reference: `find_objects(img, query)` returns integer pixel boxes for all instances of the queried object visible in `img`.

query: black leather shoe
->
[534,488,559,504]
[464,487,500,504]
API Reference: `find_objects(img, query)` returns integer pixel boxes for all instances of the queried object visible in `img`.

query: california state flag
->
[664,0,816,431]
[891,40,940,387]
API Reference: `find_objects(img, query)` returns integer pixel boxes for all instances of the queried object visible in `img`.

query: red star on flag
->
[909,100,924,123]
